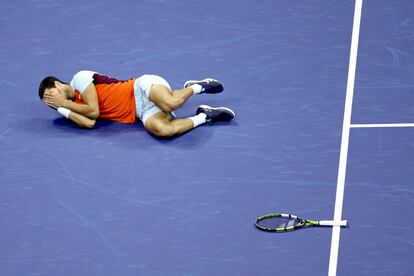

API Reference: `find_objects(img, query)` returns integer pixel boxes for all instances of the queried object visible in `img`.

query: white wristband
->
[57,107,71,119]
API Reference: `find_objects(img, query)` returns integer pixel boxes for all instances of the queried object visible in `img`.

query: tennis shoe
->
[196,105,235,124]
[184,78,224,94]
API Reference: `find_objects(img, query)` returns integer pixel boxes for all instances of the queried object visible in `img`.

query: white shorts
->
[134,74,171,125]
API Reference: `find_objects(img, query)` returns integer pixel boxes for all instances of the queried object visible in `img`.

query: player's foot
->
[196,105,235,124]
[184,78,224,94]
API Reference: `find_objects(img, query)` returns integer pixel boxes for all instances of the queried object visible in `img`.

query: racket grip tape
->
[319,220,348,227]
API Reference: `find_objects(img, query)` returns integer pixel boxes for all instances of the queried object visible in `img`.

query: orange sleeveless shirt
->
[73,73,136,123]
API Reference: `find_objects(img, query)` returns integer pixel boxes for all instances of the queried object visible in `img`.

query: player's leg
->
[148,78,225,113]
[144,106,236,138]
[144,111,195,137]
[149,84,194,113]
[134,75,234,138]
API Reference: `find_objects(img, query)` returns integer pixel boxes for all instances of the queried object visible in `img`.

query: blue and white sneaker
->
[184,78,224,94]
[196,105,235,123]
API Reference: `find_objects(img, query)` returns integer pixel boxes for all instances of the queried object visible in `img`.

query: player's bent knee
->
[158,125,177,137]
[146,121,176,137]
[159,103,174,113]
[165,98,184,113]
[153,127,176,137]
[149,85,181,113]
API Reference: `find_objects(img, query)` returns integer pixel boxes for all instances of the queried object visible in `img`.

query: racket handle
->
[319,220,348,227]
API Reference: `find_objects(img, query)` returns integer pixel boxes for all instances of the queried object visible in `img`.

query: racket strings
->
[257,216,302,230]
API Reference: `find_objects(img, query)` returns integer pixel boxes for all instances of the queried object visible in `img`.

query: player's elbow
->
[89,108,100,119]
[84,119,96,129]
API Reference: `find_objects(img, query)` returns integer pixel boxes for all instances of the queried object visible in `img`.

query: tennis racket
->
[255,213,347,232]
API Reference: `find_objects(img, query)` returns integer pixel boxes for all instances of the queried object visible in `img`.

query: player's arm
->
[61,83,100,119]
[43,99,96,129]
[67,110,96,129]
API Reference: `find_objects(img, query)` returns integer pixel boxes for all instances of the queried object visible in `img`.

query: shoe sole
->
[197,104,236,119]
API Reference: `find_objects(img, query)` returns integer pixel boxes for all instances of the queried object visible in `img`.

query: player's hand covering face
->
[43,87,66,110]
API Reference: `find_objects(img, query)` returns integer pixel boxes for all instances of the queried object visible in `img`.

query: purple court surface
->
[1,0,413,275]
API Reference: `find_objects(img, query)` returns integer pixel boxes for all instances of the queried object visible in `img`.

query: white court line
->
[351,123,414,128]
[328,1,363,276]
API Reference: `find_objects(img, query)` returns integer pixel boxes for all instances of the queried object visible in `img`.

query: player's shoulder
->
[71,70,98,93]
[73,70,97,79]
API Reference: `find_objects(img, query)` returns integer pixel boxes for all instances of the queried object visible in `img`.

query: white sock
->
[190,113,207,128]
[190,84,202,94]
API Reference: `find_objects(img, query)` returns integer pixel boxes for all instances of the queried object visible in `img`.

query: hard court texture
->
[0,0,413,275]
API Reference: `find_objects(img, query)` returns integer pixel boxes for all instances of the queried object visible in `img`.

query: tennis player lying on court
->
[38,71,235,137]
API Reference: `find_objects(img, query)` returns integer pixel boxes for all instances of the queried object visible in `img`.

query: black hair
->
[38,76,67,99]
